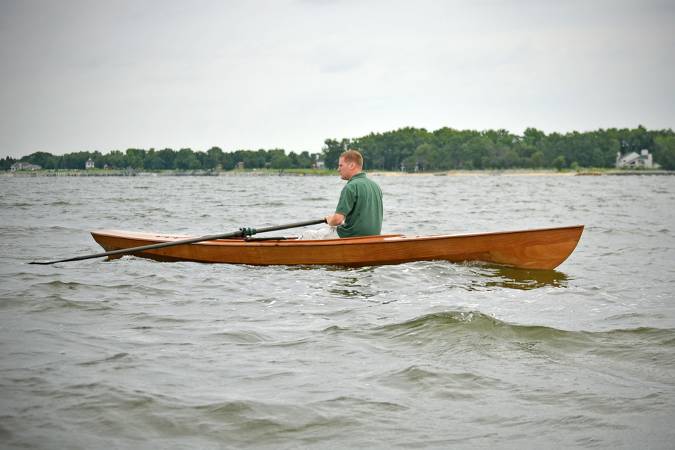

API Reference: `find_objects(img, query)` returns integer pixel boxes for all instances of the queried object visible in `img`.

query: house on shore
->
[85,158,95,169]
[10,162,42,172]
[616,149,656,169]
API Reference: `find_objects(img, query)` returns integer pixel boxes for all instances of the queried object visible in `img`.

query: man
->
[301,150,383,239]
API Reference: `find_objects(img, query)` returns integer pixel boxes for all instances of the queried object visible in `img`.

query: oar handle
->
[30,218,327,265]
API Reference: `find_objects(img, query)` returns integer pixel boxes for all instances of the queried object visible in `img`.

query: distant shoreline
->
[371,169,675,177]
[3,168,674,177]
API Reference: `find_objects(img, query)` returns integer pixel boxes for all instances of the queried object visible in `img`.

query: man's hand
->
[325,213,345,227]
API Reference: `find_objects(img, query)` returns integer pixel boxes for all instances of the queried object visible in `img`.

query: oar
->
[30,218,327,265]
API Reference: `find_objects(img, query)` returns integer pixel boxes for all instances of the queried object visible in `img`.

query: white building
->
[85,158,95,169]
[616,149,655,169]
[10,162,42,172]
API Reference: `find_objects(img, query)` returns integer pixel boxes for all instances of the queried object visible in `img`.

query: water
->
[1,173,674,449]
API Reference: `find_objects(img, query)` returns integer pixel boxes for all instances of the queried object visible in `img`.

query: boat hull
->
[91,225,584,270]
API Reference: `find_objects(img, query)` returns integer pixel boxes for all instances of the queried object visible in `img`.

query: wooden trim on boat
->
[91,225,584,270]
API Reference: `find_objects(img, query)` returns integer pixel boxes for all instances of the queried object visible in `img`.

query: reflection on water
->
[325,266,380,299]
[473,264,570,290]
[285,264,382,298]
[308,261,570,299]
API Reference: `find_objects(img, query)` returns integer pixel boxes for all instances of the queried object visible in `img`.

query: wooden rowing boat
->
[91,225,583,270]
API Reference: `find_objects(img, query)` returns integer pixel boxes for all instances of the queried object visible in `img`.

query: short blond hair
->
[340,149,363,167]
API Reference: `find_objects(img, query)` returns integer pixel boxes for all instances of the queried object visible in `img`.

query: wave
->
[31,279,176,296]
[27,293,115,312]
[310,395,408,412]
[78,353,131,367]
[373,310,675,349]
[1,225,84,234]
[43,200,76,206]
[206,330,270,344]
[189,399,360,440]
[373,365,499,400]
[2,202,34,207]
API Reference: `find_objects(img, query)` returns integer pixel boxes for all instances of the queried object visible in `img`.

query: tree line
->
[324,126,675,171]
[3,126,675,172]
[1,148,318,171]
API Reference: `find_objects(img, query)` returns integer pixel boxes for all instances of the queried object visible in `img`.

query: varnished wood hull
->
[90,225,583,270]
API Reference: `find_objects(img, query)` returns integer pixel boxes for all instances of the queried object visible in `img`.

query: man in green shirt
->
[301,150,383,239]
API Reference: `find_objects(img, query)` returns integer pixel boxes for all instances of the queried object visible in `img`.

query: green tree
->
[206,147,224,169]
[125,148,146,168]
[552,155,566,170]
[292,151,314,168]
[103,150,128,168]
[144,149,167,170]
[462,136,492,169]
[174,148,201,170]
[522,127,546,147]
[23,151,58,169]
[221,152,236,170]
[322,138,350,169]
[411,143,438,171]
[531,151,544,168]
[654,136,675,170]
[60,151,95,169]
[1,156,17,170]
[270,151,291,169]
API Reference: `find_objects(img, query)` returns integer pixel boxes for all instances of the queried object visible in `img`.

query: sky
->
[1,0,674,158]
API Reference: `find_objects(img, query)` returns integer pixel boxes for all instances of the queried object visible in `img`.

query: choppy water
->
[1,173,674,449]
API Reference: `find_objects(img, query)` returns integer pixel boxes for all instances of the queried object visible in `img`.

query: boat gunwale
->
[91,225,584,248]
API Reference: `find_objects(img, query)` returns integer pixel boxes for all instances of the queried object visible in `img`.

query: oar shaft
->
[30,218,326,265]
[33,236,229,264]
[244,218,327,235]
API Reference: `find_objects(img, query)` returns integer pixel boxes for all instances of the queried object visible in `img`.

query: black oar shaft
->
[30,218,326,265]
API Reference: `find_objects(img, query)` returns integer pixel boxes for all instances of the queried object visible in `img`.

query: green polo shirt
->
[335,172,383,238]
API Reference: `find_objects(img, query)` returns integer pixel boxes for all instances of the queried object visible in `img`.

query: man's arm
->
[325,213,345,227]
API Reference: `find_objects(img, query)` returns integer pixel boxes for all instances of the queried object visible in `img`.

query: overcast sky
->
[1,0,673,158]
